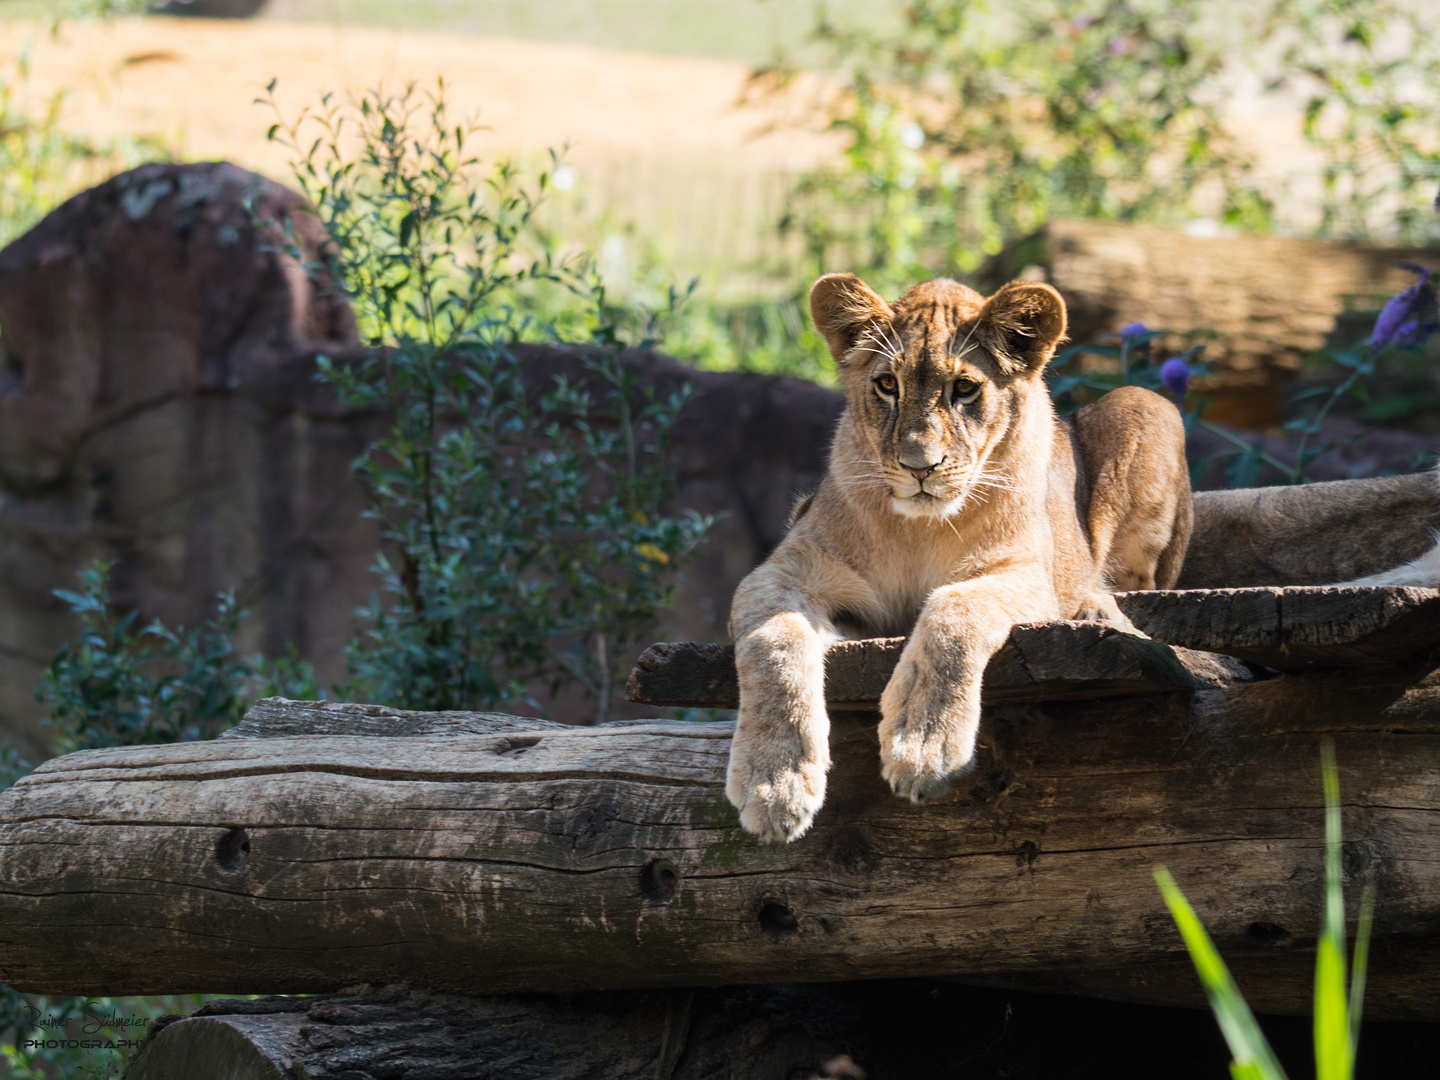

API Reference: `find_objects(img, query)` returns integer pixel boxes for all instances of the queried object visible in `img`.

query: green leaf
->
[1154,867,1290,1080]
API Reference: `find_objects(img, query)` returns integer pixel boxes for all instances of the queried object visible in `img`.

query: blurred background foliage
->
[774,0,1439,294]
[2,0,1437,384]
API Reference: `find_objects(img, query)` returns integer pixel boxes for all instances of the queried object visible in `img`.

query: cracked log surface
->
[5,651,1440,1019]
[625,621,1253,709]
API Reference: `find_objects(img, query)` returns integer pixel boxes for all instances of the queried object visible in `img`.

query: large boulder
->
[0,162,371,753]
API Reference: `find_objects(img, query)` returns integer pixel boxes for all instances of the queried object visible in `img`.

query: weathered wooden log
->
[127,979,1348,1080]
[1118,586,1440,670]
[5,658,1440,1019]
[123,986,850,1080]
[1181,477,1440,589]
[626,586,1435,711]
[626,621,1253,709]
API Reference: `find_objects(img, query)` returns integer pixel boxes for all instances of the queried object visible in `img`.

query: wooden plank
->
[1117,586,1440,670]
[5,675,1439,1019]
[625,621,1251,709]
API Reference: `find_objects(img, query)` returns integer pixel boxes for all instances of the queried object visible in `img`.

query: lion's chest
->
[847,544,996,637]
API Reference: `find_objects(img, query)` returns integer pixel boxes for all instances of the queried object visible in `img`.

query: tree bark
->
[3,598,1440,1019]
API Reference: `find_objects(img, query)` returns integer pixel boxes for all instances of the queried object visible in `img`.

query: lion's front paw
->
[726,735,828,844]
[879,719,978,803]
[728,763,827,844]
[878,652,980,804]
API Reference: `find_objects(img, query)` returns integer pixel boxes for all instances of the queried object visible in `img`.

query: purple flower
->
[1118,321,1148,343]
[1159,357,1190,403]
[1372,266,1438,350]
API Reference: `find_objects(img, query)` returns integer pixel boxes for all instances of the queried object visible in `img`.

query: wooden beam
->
[124,986,850,1080]
[1118,586,1440,670]
[4,678,1440,1019]
[625,621,1253,710]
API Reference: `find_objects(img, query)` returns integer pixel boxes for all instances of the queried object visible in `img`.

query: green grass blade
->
[1314,935,1351,1080]
[1316,740,1353,1080]
[1154,867,1291,1080]
[1348,883,1376,1061]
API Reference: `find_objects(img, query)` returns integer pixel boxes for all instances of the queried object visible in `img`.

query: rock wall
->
[0,163,374,753]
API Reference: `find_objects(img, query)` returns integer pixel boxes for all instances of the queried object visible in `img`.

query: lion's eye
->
[874,374,898,396]
[953,378,982,405]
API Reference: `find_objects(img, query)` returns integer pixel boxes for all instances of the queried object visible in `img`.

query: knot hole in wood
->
[215,827,250,873]
[641,858,681,902]
[759,901,799,941]
[496,736,543,758]
[1246,921,1291,947]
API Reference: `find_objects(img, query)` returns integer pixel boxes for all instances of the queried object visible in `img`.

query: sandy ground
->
[0,16,841,181]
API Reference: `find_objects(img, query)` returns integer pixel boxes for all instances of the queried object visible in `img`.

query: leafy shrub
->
[31,562,320,754]
[265,84,711,718]
[34,563,252,752]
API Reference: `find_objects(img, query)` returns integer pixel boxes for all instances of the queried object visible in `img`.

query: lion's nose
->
[900,458,941,480]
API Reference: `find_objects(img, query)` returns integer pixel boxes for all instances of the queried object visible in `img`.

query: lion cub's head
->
[810,274,1068,520]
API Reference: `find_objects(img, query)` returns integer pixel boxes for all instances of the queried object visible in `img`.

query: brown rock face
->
[0,162,375,753]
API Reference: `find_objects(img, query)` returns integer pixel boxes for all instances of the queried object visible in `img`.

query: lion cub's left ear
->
[976,281,1068,375]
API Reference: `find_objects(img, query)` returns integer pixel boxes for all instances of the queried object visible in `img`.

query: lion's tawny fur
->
[726,274,1192,843]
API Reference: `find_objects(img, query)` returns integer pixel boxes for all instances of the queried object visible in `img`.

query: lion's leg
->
[1071,385,1193,591]
[728,543,866,843]
[879,566,1055,802]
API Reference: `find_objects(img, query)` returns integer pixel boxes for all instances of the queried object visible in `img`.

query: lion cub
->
[727,274,1192,842]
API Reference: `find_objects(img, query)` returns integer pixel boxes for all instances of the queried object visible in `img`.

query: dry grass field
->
[0,16,840,175]
[0,14,845,293]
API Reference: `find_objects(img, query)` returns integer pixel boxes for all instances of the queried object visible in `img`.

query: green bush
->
[31,562,319,754]
[35,564,250,752]
[265,83,711,718]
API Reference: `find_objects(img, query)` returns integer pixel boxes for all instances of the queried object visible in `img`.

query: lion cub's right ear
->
[809,273,894,366]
